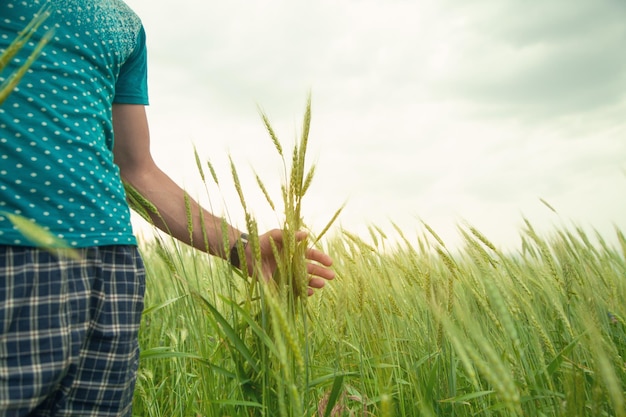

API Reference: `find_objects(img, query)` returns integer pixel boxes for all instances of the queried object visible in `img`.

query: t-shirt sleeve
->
[113,25,149,105]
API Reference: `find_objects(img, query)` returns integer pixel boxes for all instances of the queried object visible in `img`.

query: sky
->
[124,0,626,251]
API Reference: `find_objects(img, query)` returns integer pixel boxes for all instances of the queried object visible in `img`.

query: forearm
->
[111,104,243,259]
[123,165,243,259]
[111,105,334,289]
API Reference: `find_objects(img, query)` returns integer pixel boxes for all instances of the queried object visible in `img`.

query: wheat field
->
[130,100,626,417]
[132,219,626,417]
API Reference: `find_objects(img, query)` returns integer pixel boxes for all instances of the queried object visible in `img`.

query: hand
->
[249,229,335,296]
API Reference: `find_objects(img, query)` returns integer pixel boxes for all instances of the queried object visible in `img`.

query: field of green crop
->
[132,220,626,417]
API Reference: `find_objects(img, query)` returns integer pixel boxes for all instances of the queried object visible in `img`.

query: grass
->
[134,218,626,417]
[130,99,626,417]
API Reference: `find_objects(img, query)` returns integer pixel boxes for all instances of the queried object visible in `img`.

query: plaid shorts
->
[0,245,146,417]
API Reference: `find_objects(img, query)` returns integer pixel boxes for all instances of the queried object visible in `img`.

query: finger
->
[305,248,333,267]
[308,277,327,289]
[294,230,308,242]
[272,230,308,244]
[307,262,335,281]
[306,277,327,297]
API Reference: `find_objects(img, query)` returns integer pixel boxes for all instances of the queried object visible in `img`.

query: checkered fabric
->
[0,245,146,417]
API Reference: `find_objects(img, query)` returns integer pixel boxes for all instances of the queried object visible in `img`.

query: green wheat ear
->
[1,212,81,259]
[0,5,53,105]
[313,202,345,245]
[123,181,161,224]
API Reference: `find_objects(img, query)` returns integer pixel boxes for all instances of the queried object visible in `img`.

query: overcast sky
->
[125,0,626,251]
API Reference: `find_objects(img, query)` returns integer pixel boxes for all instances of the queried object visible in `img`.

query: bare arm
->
[112,104,239,258]
[111,104,334,291]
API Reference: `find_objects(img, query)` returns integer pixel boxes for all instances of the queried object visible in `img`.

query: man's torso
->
[0,0,149,247]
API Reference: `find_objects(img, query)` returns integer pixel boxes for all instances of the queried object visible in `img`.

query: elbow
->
[116,155,158,188]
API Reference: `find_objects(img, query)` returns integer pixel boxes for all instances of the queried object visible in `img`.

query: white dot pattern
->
[0,0,149,247]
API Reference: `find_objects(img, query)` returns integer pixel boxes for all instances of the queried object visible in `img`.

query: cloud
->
[126,0,626,249]
[432,0,626,120]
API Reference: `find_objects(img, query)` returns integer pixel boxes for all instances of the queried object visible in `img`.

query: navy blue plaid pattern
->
[0,245,145,417]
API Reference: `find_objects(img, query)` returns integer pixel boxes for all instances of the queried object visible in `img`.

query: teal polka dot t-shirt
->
[0,0,149,247]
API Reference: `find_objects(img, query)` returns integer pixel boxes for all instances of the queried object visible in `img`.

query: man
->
[0,1,335,416]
